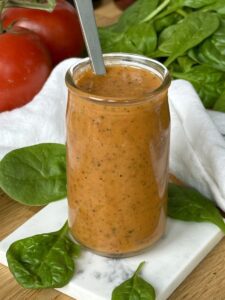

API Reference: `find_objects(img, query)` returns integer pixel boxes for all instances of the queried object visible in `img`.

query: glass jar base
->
[69,231,165,258]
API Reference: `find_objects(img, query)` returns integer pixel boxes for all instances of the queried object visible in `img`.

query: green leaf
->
[154,12,182,32]
[116,0,159,31]
[172,65,225,108]
[99,22,157,56]
[158,12,220,66]
[187,48,202,63]
[211,18,225,55]
[154,0,214,21]
[153,0,184,20]
[197,39,225,72]
[177,56,197,72]
[124,23,157,55]
[213,90,225,112]
[183,0,215,9]
[111,262,156,300]
[158,23,177,50]
[99,27,124,53]
[0,143,66,205]
[6,222,80,289]
[201,0,225,14]
[168,183,225,233]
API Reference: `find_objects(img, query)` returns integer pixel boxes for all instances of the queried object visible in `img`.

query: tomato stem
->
[0,0,6,33]
[5,0,55,12]
[0,0,56,33]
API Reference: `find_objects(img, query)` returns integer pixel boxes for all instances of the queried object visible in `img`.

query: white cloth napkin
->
[169,81,225,211]
[1,58,225,211]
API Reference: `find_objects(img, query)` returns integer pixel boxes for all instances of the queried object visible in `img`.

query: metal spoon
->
[74,0,106,75]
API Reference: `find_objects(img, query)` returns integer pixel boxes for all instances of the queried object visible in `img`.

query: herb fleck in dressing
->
[66,64,170,256]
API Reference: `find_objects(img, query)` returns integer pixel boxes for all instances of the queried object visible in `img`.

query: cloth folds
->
[0,58,225,211]
[169,80,225,211]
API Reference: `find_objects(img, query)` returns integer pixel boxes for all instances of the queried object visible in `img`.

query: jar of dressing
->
[66,53,171,257]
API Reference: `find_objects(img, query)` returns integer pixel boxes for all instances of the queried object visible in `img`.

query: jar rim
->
[65,53,171,105]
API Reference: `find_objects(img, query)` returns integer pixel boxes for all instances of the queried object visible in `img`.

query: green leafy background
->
[98,0,225,110]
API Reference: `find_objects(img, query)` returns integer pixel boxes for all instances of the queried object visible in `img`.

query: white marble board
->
[0,199,224,300]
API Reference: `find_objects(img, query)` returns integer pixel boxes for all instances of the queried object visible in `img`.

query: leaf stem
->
[164,56,174,67]
[176,8,187,17]
[134,261,145,277]
[140,0,171,23]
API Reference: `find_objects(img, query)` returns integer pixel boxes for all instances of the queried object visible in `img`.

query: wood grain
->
[1,1,225,299]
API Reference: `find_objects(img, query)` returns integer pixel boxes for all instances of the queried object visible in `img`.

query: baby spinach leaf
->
[213,90,225,112]
[201,0,225,14]
[111,262,155,300]
[99,27,124,53]
[154,0,184,20]
[198,39,225,72]
[172,65,225,108]
[0,143,66,205]
[158,24,177,49]
[100,23,157,56]
[211,18,225,55]
[6,222,80,289]
[183,0,215,9]
[177,56,197,72]
[116,0,159,31]
[158,12,219,66]
[187,48,202,63]
[154,13,182,32]
[124,23,157,55]
[155,0,214,21]
[168,183,225,232]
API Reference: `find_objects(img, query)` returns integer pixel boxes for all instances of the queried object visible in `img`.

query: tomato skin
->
[2,0,84,65]
[0,28,52,112]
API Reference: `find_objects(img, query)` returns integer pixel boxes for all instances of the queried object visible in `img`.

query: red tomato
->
[0,28,52,112]
[2,0,84,65]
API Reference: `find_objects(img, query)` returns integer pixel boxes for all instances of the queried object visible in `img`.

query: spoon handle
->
[74,0,106,75]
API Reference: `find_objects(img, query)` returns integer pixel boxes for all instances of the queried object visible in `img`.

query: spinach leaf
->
[158,12,219,66]
[155,0,214,21]
[213,90,225,112]
[98,27,124,53]
[172,65,225,108]
[168,183,225,232]
[183,0,215,9]
[158,24,177,48]
[153,0,184,22]
[6,222,80,289]
[100,23,157,56]
[111,262,155,300]
[198,39,225,72]
[177,56,197,72]
[201,0,225,14]
[124,23,157,55]
[152,23,177,57]
[0,143,66,205]
[154,13,182,32]
[211,18,225,55]
[99,0,159,55]
[187,48,202,63]
[116,0,159,31]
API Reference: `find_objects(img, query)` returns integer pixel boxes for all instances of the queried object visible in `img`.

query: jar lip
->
[65,53,171,105]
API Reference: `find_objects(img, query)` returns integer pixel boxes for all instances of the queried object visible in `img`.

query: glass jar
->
[65,53,171,257]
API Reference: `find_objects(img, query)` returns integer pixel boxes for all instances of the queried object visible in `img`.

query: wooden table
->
[1,1,225,299]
